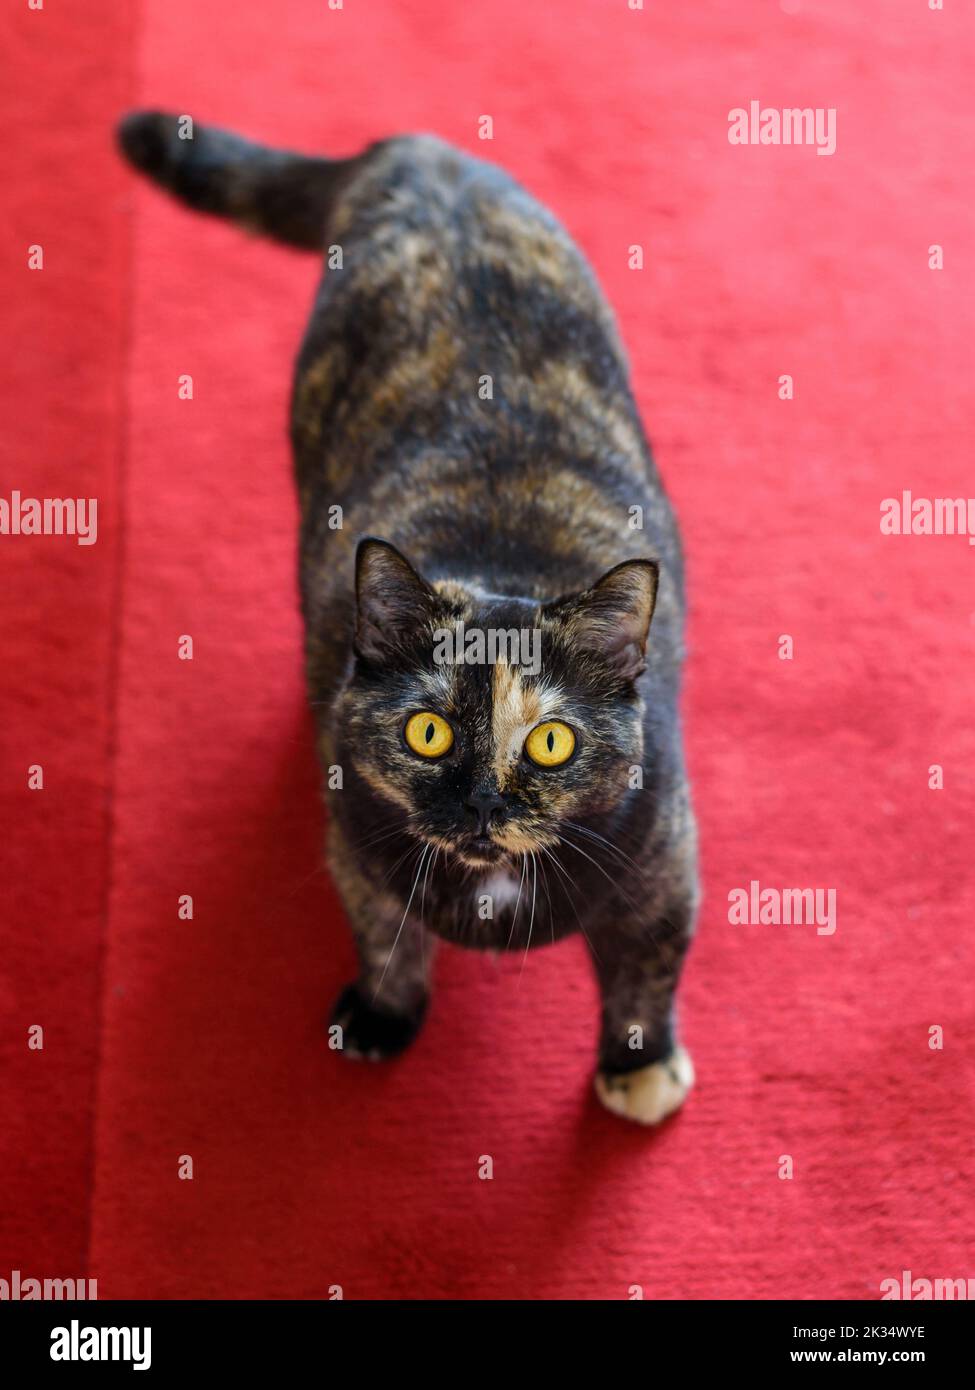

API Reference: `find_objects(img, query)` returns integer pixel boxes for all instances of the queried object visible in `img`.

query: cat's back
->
[293,133,636,480]
[293,133,681,636]
[317,132,622,350]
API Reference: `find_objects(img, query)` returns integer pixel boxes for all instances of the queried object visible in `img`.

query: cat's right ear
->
[354,537,435,665]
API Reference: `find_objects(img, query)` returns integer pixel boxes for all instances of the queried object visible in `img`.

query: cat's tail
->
[117,110,359,251]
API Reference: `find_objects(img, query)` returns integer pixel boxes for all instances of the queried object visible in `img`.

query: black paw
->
[328,983,427,1061]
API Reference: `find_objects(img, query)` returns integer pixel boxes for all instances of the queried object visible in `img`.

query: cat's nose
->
[464,792,506,835]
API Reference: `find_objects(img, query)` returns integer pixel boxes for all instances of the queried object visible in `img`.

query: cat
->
[118,112,699,1124]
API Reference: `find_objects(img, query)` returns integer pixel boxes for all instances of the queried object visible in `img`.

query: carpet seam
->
[81,0,143,1284]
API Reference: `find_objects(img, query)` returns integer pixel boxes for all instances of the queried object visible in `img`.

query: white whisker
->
[373,843,430,1003]
[518,853,538,983]
[506,853,529,951]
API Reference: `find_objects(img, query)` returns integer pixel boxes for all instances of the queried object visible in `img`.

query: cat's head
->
[336,537,658,871]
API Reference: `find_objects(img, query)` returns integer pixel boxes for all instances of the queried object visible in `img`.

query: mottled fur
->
[118,112,699,1121]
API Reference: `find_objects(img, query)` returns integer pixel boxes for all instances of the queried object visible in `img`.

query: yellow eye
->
[404,711,454,759]
[524,721,576,768]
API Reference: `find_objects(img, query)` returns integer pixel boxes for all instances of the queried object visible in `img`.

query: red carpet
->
[2,0,973,1300]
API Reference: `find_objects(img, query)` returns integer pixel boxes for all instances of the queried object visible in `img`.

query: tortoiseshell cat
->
[118,112,699,1123]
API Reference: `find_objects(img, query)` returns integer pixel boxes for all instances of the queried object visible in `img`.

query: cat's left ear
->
[544,559,659,684]
[354,537,436,665]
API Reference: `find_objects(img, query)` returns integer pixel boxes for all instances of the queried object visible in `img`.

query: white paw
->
[594,1047,694,1125]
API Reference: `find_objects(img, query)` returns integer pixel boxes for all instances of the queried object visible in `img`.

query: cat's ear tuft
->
[548,559,659,684]
[354,537,435,665]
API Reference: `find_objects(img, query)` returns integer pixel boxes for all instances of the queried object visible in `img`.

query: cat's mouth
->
[457,834,504,867]
[447,825,561,869]
[428,827,554,871]
[444,832,508,870]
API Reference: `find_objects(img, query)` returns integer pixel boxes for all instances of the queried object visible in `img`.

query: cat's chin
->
[454,847,505,871]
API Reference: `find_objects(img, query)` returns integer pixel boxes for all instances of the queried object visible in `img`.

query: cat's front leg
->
[587,893,696,1125]
[326,821,435,1061]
